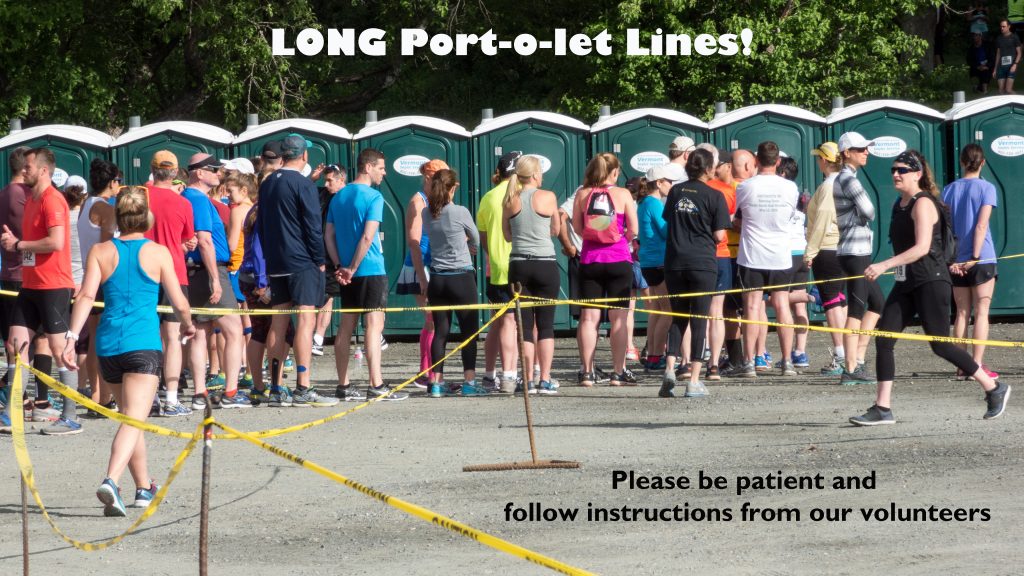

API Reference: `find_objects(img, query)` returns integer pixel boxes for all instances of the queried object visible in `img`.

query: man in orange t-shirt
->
[0,147,82,435]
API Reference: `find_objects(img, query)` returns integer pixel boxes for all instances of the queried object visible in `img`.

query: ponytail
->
[503,155,540,210]
[583,152,620,188]
[428,169,458,218]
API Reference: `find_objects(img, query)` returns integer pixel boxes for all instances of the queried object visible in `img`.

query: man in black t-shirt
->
[994,19,1023,94]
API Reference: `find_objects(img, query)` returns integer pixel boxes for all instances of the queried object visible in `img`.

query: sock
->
[834,346,845,359]
[58,369,78,420]
[34,354,53,401]
[224,388,236,398]
[313,333,324,346]
[486,370,497,379]
[166,390,178,405]
[419,329,433,371]
[857,358,865,366]
[503,370,517,380]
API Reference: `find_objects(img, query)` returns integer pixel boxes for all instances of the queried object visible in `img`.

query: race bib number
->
[21,250,35,267]
[1002,55,1014,66]
[893,265,906,282]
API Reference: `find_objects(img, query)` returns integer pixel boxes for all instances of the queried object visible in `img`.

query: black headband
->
[893,151,922,172]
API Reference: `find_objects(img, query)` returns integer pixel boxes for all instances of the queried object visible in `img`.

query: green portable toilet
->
[473,111,590,331]
[827,99,946,268]
[234,117,352,184]
[0,124,113,184]
[590,107,710,181]
[353,114,473,333]
[946,95,1024,316]
[111,120,234,184]
[709,104,826,197]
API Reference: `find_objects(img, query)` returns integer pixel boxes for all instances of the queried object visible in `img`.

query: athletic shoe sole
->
[849,416,895,427]
[97,484,126,517]
[984,385,1011,420]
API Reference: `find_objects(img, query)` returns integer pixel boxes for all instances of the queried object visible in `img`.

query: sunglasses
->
[890,166,919,175]
[849,147,869,153]
[325,164,343,174]
[113,177,123,184]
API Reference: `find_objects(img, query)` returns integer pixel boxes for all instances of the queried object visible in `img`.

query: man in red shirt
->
[145,150,196,416]
[0,148,81,435]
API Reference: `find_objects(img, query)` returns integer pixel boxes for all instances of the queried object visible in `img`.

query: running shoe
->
[238,373,254,389]
[644,356,666,373]
[311,342,325,357]
[611,370,638,387]
[367,384,408,401]
[219,391,253,409]
[675,365,692,380]
[191,394,208,411]
[209,391,223,409]
[763,351,773,365]
[658,374,675,398]
[684,380,709,398]
[738,361,757,379]
[626,347,639,362]
[97,478,126,517]
[30,404,60,422]
[849,405,895,426]
[292,387,339,407]
[840,366,875,386]
[791,351,810,368]
[462,380,491,396]
[269,386,294,407]
[131,482,159,508]
[820,350,844,376]
[380,335,389,351]
[40,417,82,436]
[335,385,366,402]
[514,381,537,396]
[429,383,448,398]
[754,355,769,372]
[577,371,595,387]
[412,375,430,389]
[780,361,798,377]
[0,411,11,434]
[706,365,721,381]
[205,373,226,391]
[594,367,611,384]
[984,382,1011,420]
[536,380,558,395]
[160,402,192,417]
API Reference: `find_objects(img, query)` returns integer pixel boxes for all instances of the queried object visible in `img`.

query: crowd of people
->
[0,128,1013,515]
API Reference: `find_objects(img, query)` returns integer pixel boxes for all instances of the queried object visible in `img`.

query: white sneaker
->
[311,342,324,356]
[379,335,389,351]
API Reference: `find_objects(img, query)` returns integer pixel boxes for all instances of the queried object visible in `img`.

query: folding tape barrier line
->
[214,420,596,576]
[9,363,203,551]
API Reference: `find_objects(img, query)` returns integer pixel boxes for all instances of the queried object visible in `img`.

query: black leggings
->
[665,269,716,363]
[428,272,479,375]
[875,281,979,382]
[838,254,884,320]
[509,259,560,342]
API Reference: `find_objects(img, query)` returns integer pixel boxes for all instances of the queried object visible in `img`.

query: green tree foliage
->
[0,0,939,135]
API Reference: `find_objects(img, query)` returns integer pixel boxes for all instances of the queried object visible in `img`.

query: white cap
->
[64,175,87,193]
[219,157,256,175]
[837,132,874,152]
[663,163,687,183]
[669,135,696,153]
[52,167,69,188]
[646,164,671,181]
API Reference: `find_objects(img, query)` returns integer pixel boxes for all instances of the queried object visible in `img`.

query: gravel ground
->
[1,323,1022,575]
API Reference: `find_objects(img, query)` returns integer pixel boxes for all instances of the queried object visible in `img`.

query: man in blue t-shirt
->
[182,153,247,409]
[254,133,336,408]
[326,148,407,401]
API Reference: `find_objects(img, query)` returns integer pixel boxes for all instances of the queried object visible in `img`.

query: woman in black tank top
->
[850,151,1009,426]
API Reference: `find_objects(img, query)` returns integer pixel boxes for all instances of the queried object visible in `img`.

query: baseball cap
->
[151,150,179,170]
[65,175,87,192]
[261,140,284,159]
[281,133,313,159]
[811,142,840,163]
[420,159,449,180]
[497,151,523,176]
[717,150,734,165]
[645,164,672,181]
[220,157,255,175]
[669,136,696,153]
[187,154,223,172]
[663,163,687,182]
[837,132,874,152]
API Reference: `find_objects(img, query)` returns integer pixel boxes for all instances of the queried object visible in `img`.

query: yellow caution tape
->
[9,362,203,551]
[214,420,596,576]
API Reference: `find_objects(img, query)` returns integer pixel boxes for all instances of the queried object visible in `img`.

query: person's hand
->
[961,259,977,272]
[561,245,577,258]
[1,225,19,251]
[180,323,197,344]
[209,278,222,303]
[61,338,79,370]
[803,256,814,267]
[337,267,355,285]
[184,236,198,252]
[864,262,888,282]
[310,163,326,181]
[319,264,326,272]
[418,277,429,297]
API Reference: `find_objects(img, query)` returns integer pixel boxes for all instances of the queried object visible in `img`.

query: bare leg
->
[334,314,357,387]
[971,279,995,364]
[576,309,600,374]
[363,311,385,387]
[609,308,628,374]
[104,373,159,487]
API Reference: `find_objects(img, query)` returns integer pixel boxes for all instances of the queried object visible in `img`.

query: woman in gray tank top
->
[501,155,560,395]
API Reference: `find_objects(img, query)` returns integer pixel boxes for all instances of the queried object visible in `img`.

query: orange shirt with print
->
[22,186,73,290]
[707,179,737,258]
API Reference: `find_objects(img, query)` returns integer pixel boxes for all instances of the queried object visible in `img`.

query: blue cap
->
[281,133,313,159]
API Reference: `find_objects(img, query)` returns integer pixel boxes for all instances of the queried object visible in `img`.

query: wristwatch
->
[64,330,79,342]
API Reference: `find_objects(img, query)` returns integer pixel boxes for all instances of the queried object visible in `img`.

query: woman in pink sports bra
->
[571,153,638,387]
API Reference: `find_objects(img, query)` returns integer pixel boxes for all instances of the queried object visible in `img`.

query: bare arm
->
[865,199,937,280]
[406,196,427,282]
[967,204,993,267]
[501,204,513,243]
[228,206,246,253]
[324,222,340,267]
[340,221,381,282]
[557,210,577,257]
[2,224,64,253]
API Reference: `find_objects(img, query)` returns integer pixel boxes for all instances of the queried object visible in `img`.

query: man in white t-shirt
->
[734,141,800,378]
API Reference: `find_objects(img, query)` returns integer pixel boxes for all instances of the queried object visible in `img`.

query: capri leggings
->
[665,269,716,363]
[428,271,479,374]
[509,259,560,342]
[811,250,848,311]
[838,254,883,319]
[875,280,979,382]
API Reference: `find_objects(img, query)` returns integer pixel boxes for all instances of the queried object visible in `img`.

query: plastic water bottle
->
[354,346,364,370]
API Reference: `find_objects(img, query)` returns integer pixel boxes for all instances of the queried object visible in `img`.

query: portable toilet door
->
[590,108,710,181]
[473,111,591,331]
[946,95,1024,316]
[111,120,234,184]
[353,115,473,333]
[709,104,827,198]
[826,99,947,284]
[233,118,353,185]
[0,124,113,185]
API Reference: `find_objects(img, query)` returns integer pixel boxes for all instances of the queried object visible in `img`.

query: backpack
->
[936,199,958,266]
[581,187,622,244]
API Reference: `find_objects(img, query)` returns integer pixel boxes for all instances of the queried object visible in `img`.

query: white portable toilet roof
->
[354,115,471,139]
[0,124,114,149]
[472,111,589,136]
[112,121,235,147]
[827,100,945,123]
[709,104,826,130]
[234,118,352,144]
[945,95,1024,121]
[590,108,709,132]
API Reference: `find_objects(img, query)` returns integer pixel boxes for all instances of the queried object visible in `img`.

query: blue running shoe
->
[536,380,558,395]
[791,351,810,368]
[269,386,293,407]
[461,380,491,396]
[0,411,11,434]
[97,478,126,517]
[763,351,772,365]
[754,355,769,372]
[40,417,82,436]
[131,482,159,508]
[429,383,447,398]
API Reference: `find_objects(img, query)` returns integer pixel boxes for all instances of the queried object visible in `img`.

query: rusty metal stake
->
[22,473,29,576]
[464,285,580,472]
[199,401,212,576]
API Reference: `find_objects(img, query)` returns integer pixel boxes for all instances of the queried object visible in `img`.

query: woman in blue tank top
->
[62,186,195,517]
